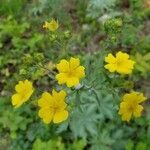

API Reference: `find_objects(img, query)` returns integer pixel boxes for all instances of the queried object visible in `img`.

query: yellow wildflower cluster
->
[11,20,147,124]
[105,51,135,74]
[11,57,85,124]
[11,53,147,123]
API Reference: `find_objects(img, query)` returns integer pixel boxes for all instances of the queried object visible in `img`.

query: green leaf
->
[136,142,146,150]
[125,140,134,150]
[32,138,65,150]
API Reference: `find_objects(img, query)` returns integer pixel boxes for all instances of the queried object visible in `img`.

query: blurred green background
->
[0,0,150,149]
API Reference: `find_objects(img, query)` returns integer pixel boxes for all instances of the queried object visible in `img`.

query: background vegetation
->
[0,0,150,149]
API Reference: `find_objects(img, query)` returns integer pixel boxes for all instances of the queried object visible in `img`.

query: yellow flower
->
[56,57,85,87]
[38,90,68,124]
[43,19,59,31]
[104,51,135,74]
[118,92,147,122]
[11,80,34,108]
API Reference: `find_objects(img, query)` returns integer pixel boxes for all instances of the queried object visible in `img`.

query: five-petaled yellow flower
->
[118,91,147,122]
[11,80,34,108]
[56,57,85,87]
[38,90,68,124]
[43,19,59,31]
[104,51,135,74]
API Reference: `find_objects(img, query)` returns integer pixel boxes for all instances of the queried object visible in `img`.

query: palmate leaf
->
[69,86,118,139]
[70,105,99,139]
[91,129,115,150]
[29,0,65,16]
[83,51,107,87]
[67,52,120,139]
[96,91,118,119]
[87,0,117,19]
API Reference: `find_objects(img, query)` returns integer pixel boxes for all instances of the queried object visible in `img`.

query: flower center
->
[116,60,123,66]
[67,70,74,77]
[128,105,134,112]
[20,93,27,100]
[52,105,60,114]
[20,88,30,99]
[127,102,138,112]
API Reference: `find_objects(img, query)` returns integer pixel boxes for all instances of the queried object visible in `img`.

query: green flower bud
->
[123,81,134,90]
[50,34,57,41]
[64,30,71,39]
[104,18,123,35]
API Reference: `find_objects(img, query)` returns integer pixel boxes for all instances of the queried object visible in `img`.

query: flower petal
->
[121,112,132,122]
[123,92,147,103]
[56,60,69,73]
[52,89,66,100]
[105,53,116,63]
[70,57,80,70]
[51,90,67,111]
[133,105,143,117]
[118,102,127,115]
[38,108,54,124]
[56,73,68,84]
[116,67,132,74]
[74,66,85,78]
[136,93,147,103]
[38,92,53,107]
[116,59,135,74]
[116,51,129,60]
[58,90,67,100]
[66,77,79,87]
[104,64,117,72]
[24,80,33,89]
[53,110,68,123]
[15,81,24,93]
[11,94,22,108]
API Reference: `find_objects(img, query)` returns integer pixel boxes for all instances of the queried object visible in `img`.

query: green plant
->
[0,0,150,149]
[86,0,118,19]
[132,52,150,78]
